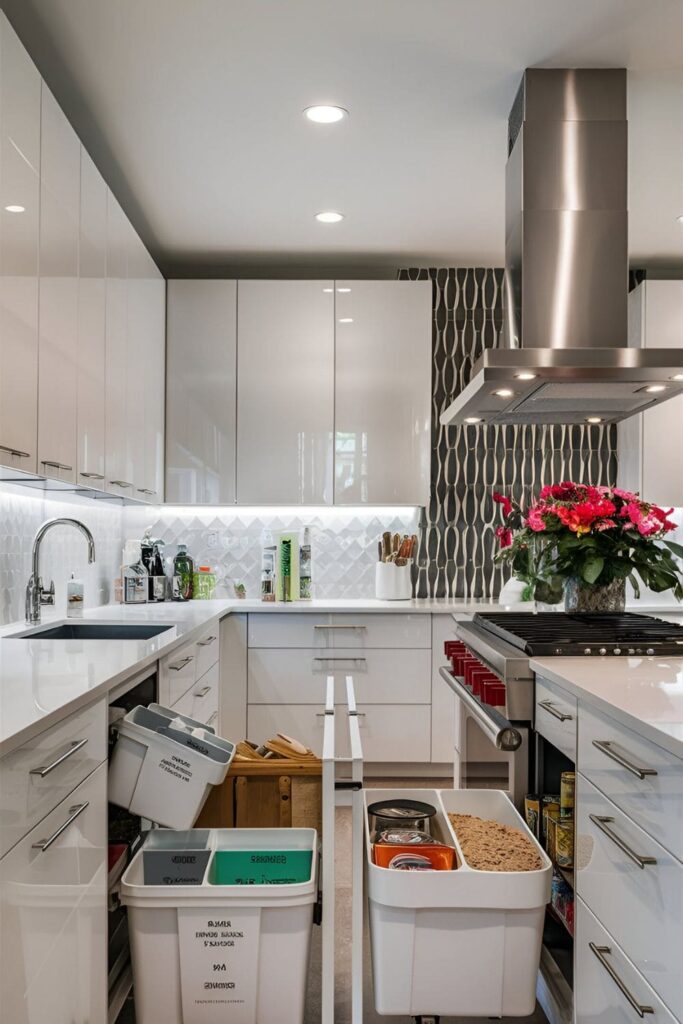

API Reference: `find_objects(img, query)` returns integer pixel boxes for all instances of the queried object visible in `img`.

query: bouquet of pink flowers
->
[493,482,683,605]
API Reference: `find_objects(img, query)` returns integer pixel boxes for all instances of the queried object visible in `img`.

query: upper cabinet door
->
[77,149,106,484]
[142,265,165,502]
[37,86,80,483]
[124,223,149,495]
[166,280,237,504]
[236,280,334,505]
[104,191,129,494]
[334,280,432,504]
[0,15,41,471]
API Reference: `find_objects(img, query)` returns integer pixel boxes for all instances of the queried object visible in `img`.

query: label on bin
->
[177,907,260,1023]
[143,849,211,885]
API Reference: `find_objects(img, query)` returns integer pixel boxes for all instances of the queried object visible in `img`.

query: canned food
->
[560,772,575,818]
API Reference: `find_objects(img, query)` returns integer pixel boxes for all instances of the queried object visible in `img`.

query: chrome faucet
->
[25,518,96,625]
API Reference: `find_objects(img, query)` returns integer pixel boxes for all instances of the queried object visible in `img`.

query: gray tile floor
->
[118,778,548,1023]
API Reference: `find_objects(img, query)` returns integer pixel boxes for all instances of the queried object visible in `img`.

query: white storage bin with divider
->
[365,786,552,1019]
[108,703,235,829]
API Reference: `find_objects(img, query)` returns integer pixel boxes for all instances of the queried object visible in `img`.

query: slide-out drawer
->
[534,676,577,761]
[160,621,220,706]
[248,647,431,705]
[247,613,431,649]
[576,773,683,1018]
[0,700,106,858]
[247,703,431,762]
[172,661,219,729]
[575,898,677,1024]
[578,702,683,860]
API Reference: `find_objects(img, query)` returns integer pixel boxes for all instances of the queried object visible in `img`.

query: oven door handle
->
[439,665,523,751]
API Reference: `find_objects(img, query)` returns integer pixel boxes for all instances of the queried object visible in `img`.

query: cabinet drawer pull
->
[41,459,73,472]
[313,657,367,665]
[592,740,658,780]
[194,685,211,698]
[589,943,654,1017]
[0,443,31,458]
[79,471,105,480]
[589,814,657,869]
[207,711,218,727]
[197,636,216,646]
[136,488,156,495]
[315,711,366,717]
[32,802,89,852]
[29,738,88,777]
[313,624,367,630]
[168,655,193,671]
[109,479,133,488]
[538,699,573,722]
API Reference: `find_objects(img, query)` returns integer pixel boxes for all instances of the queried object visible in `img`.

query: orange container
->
[372,842,456,871]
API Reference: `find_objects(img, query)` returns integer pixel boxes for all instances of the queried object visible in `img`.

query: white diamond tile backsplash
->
[127,506,422,601]
[0,482,124,625]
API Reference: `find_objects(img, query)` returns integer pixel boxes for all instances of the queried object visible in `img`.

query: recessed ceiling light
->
[338,317,354,323]
[465,416,482,424]
[493,388,514,398]
[586,416,603,424]
[337,287,351,293]
[5,204,25,213]
[315,211,344,223]
[304,105,348,124]
[644,384,667,393]
[515,372,537,381]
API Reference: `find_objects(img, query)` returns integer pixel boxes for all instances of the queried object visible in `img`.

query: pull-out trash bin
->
[108,704,235,829]
[121,827,318,1024]
[365,788,551,1019]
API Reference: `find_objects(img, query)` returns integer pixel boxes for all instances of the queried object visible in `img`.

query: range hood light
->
[586,417,603,424]
[493,388,514,398]
[672,374,683,381]
[515,372,537,381]
[465,417,482,424]
[643,384,667,394]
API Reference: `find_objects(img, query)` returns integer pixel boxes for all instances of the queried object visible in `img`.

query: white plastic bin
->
[108,704,235,829]
[365,788,551,1018]
[121,827,318,1024]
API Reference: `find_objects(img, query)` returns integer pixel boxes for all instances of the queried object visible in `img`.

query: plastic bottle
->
[260,529,277,602]
[173,543,194,601]
[299,526,312,600]
[66,573,84,617]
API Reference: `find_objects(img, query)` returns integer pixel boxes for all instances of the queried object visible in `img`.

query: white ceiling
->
[5,0,683,276]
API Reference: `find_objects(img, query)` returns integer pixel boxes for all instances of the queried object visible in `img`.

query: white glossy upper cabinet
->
[334,280,431,504]
[142,258,165,502]
[236,280,334,504]
[104,191,129,496]
[76,149,106,485]
[37,86,80,483]
[166,280,237,504]
[124,224,148,495]
[0,15,41,473]
[618,281,683,507]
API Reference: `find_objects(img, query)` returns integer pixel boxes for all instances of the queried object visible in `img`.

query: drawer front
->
[247,703,431,762]
[534,676,577,761]
[577,773,683,1017]
[161,640,197,705]
[194,625,219,679]
[579,702,683,860]
[188,662,220,728]
[0,764,107,1019]
[575,898,677,1024]
[248,648,431,705]
[0,700,106,858]
[247,613,431,649]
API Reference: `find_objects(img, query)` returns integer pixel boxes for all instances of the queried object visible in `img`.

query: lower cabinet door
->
[247,703,431,762]
[575,898,677,1024]
[0,763,107,1024]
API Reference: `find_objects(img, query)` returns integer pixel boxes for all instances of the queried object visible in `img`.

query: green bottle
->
[173,544,194,601]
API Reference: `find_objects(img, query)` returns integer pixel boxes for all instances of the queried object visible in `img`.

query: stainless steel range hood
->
[441,69,683,427]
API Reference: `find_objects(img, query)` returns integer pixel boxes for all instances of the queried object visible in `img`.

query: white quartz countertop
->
[530,656,683,760]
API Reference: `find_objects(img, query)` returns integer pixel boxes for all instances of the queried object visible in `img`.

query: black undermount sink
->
[12,623,173,641]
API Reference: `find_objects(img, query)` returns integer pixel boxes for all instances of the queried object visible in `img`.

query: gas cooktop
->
[472,611,683,657]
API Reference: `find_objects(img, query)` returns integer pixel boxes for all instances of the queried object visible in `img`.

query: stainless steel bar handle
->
[32,802,89,852]
[314,656,367,664]
[316,711,366,717]
[439,665,523,752]
[313,624,367,630]
[168,655,193,671]
[589,814,657,869]
[0,443,31,458]
[41,459,73,471]
[206,711,218,726]
[29,738,88,777]
[194,685,211,698]
[589,943,654,1017]
[109,479,133,488]
[197,636,216,646]
[137,488,156,495]
[538,699,573,722]
[592,740,658,780]
[79,471,105,480]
